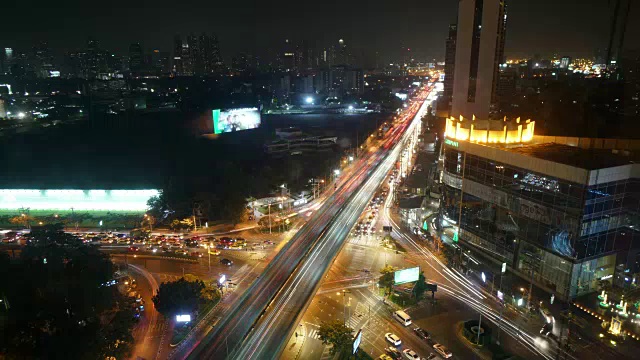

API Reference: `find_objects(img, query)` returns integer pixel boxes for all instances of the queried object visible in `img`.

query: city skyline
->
[1,0,638,62]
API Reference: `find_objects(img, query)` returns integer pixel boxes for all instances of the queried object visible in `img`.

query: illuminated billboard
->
[0,189,159,212]
[176,314,191,322]
[212,108,261,134]
[352,329,362,354]
[394,267,420,285]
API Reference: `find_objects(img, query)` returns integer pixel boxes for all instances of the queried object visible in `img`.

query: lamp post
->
[268,201,272,234]
[206,244,211,271]
[339,289,351,325]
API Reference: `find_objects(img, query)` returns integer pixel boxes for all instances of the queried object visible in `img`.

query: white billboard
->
[212,108,261,134]
[352,329,362,354]
[394,267,420,285]
[176,314,191,322]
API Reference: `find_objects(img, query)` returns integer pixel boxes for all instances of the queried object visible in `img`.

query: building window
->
[467,0,484,102]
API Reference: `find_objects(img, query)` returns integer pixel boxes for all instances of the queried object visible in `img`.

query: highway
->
[179,87,432,359]
[231,95,430,359]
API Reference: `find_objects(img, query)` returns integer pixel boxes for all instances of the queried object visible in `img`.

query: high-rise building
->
[209,34,224,73]
[560,56,571,69]
[186,34,204,74]
[495,64,517,103]
[441,117,640,300]
[443,24,458,116]
[128,43,143,75]
[33,41,54,78]
[336,39,349,66]
[181,43,193,76]
[85,37,103,79]
[231,52,250,73]
[282,39,296,72]
[151,49,170,75]
[172,35,186,76]
[451,0,507,120]
[2,48,14,75]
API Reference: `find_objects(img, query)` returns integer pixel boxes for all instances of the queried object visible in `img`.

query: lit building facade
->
[441,118,640,299]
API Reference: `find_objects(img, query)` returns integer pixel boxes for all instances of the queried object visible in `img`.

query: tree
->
[379,265,397,294]
[182,274,221,302]
[317,320,354,356]
[152,278,205,318]
[142,214,156,231]
[9,214,34,228]
[413,272,428,300]
[169,218,194,231]
[0,224,134,359]
[199,282,222,302]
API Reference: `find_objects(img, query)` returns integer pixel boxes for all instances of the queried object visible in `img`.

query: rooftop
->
[502,143,639,170]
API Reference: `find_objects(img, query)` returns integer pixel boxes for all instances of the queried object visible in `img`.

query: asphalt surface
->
[231,93,431,359]
[180,88,432,360]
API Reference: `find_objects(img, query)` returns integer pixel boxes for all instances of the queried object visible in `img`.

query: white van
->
[393,310,412,326]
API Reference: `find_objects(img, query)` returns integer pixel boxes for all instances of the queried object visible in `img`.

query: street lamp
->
[206,244,211,270]
[305,96,313,104]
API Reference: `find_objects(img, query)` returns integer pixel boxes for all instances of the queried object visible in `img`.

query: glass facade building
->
[441,140,640,299]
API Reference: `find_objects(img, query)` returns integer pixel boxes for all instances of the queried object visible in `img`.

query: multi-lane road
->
[177,86,433,359]
[233,101,427,359]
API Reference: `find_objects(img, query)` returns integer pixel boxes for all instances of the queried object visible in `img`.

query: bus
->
[393,310,412,326]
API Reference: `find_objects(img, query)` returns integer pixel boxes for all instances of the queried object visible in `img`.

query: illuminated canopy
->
[445,115,535,144]
[0,189,160,212]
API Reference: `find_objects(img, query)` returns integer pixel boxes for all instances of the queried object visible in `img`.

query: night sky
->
[1,0,638,61]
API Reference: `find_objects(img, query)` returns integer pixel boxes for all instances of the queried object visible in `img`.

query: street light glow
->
[305,96,313,104]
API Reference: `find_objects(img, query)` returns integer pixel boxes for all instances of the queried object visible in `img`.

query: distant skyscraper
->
[128,43,143,74]
[172,35,184,75]
[336,39,349,66]
[187,34,203,74]
[85,37,101,79]
[151,49,170,74]
[33,41,54,78]
[2,47,14,75]
[560,56,571,69]
[181,43,193,76]
[231,52,251,73]
[443,24,457,115]
[209,34,224,73]
[451,0,507,120]
[282,39,296,72]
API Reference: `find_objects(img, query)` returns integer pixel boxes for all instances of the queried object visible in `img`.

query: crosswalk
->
[307,328,322,340]
[157,273,182,282]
